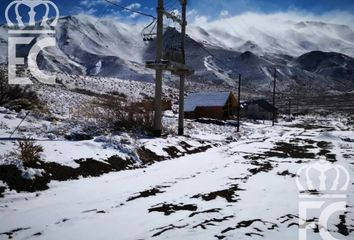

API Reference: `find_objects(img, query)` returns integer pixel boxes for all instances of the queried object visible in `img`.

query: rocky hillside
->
[1,15,354,91]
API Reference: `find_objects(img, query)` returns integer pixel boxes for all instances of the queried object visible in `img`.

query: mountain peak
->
[238,41,263,55]
[239,51,258,61]
[295,51,354,82]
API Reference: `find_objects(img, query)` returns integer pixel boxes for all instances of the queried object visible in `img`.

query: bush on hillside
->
[88,96,153,133]
[0,71,41,111]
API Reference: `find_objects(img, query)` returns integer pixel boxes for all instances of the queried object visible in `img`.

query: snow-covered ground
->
[0,106,234,168]
[0,114,353,240]
[31,74,178,118]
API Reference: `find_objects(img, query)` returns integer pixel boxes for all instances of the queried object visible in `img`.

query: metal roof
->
[184,91,232,112]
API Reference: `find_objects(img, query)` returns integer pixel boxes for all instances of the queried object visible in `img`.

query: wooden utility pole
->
[178,0,187,136]
[288,98,292,120]
[296,89,300,114]
[147,0,193,136]
[237,74,241,132]
[272,68,277,126]
[153,0,164,137]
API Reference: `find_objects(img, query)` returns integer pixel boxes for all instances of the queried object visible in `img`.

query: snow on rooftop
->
[184,91,231,112]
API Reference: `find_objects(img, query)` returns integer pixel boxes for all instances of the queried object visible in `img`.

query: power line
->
[105,0,241,81]
[165,0,178,10]
[76,4,112,52]
[104,0,156,19]
[9,111,30,138]
[107,1,240,78]
[70,4,152,63]
[104,0,157,42]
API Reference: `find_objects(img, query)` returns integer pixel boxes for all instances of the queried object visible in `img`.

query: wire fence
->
[265,92,354,114]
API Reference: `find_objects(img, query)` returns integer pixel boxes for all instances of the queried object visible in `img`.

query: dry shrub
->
[349,115,354,129]
[88,96,153,133]
[125,103,154,132]
[11,139,44,163]
[0,71,41,111]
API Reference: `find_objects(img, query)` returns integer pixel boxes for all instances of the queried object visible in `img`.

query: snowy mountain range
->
[1,14,354,92]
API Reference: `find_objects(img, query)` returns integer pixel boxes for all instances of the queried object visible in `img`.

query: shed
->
[184,91,238,119]
[241,99,277,120]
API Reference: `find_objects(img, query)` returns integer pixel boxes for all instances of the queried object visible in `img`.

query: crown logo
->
[5,0,59,28]
[296,159,350,192]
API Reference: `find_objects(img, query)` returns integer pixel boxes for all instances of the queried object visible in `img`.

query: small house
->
[241,99,277,120]
[184,91,238,120]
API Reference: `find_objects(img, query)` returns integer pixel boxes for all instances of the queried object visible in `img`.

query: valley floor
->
[0,116,354,240]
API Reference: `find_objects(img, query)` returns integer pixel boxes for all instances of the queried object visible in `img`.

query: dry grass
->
[0,71,42,111]
[84,96,154,133]
[10,139,44,163]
